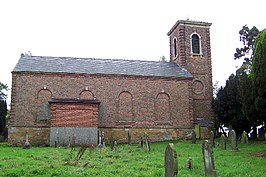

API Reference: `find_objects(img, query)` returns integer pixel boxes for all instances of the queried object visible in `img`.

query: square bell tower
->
[167,20,213,122]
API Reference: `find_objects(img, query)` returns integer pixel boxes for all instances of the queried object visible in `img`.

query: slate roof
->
[13,55,193,78]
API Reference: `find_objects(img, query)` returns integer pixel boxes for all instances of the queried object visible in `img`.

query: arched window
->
[118,91,134,121]
[79,90,94,99]
[191,33,202,55]
[173,37,178,58]
[36,89,52,121]
[156,92,170,121]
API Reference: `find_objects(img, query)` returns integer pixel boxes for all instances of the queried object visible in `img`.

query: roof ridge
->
[25,55,168,64]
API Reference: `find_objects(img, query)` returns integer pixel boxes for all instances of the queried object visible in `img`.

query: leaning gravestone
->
[144,133,150,151]
[165,143,178,177]
[220,134,226,150]
[192,129,196,144]
[209,131,215,148]
[230,130,238,151]
[202,140,216,177]
[241,131,249,144]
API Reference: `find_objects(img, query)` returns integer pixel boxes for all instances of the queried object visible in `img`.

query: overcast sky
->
[1,0,266,105]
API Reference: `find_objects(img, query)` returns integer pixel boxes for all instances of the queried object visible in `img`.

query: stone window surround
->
[173,37,178,59]
[190,32,203,56]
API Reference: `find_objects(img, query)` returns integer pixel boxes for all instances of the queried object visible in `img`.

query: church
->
[8,20,213,146]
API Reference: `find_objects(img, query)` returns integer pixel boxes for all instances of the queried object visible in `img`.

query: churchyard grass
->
[0,140,265,176]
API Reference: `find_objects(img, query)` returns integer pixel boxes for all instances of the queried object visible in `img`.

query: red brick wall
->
[10,73,193,129]
[50,102,99,128]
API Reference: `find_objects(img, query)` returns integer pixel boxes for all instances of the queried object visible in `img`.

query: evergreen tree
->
[250,29,266,125]
[212,74,252,137]
[0,82,8,101]
[234,25,259,72]
[0,100,7,133]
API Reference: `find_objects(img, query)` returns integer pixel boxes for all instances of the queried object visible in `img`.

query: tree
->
[0,82,8,100]
[212,74,252,137]
[250,29,266,126]
[234,25,259,72]
[0,100,7,134]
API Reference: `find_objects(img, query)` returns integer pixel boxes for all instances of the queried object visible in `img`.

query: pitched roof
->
[13,55,193,78]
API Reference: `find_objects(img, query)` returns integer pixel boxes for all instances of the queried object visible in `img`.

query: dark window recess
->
[173,38,177,57]
[192,34,200,54]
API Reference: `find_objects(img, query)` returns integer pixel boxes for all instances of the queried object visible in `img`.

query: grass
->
[0,140,265,177]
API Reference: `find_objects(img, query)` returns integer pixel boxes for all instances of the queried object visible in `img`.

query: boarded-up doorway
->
[49,98,100,146]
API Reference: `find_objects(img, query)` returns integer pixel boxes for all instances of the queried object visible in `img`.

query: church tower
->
[167,20,213,122]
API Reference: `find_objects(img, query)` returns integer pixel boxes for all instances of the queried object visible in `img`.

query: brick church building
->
[8,20,213,146]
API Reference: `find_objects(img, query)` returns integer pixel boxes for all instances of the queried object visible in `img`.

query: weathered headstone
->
[191,129,196,144]
[194,124,200,139]
[110,131,116,151]
[220,134,226,150]
[241,131,249,144]
[102,131,106,147]
[209,131,215,148]
[128,130,131,145]
[258,127,265,141]
[23,129,31,149]
[70,134,76,147]
[98,131,105,148]
[112,140,117,152]
[187,157,192,170]
[165,143,178,177]
[202,140,216,177]
[98,131,102,147]
[230,130,238,151]
[138,137,144,148]
[144,133,150,151]
[54,130,59,148]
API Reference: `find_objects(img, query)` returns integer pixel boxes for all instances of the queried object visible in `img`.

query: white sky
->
[1,0,266,105]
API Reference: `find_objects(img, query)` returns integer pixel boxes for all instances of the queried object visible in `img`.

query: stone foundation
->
[100,128,193,144]
[8,127,50,146]
[50,127,98,147]
[8,126,211,146]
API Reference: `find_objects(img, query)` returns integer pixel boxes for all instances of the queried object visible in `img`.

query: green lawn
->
[0,140,265,177]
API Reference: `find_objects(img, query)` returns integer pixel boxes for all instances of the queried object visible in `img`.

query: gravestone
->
[110,131,116,151]
[144,133,150,151]
[209,131,215,148]
[187,157,192,170]
[98,131,105,148]
[258,127,265,141]
[128,130,131,145]
[241,131,249,144]
[138,137,144,148]
[194,124,200,139]
[23,129,31,149]
[71,134,76,147]
[202,140,216,177]
[192,130,196,144]
[102,131,106,147]
[112,140,117,152]
[230,130,238,151]
[165,143,178,177]
[220,134,226,150]
[54,130,59,148]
